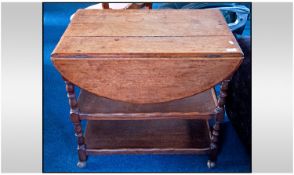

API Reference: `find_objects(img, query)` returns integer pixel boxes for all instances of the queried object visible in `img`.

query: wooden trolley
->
[51,9,243,168]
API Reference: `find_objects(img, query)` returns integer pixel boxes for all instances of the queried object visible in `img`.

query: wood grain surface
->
[54,58,241,103]
[52,9,243,104]
[52,36,242,58]
[77,88,217,120]
[85,119,211,154]
[78,88,217,113]
[66,9,231,36]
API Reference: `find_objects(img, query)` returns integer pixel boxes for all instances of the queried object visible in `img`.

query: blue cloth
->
[43,2,251,172]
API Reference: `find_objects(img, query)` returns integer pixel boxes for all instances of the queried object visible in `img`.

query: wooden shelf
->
[79,88,215,155]
[85,119,211,155]
[77,88,217,120]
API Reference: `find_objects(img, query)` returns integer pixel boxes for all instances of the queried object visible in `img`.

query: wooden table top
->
[52,9,243,58]
[52,9,243,104]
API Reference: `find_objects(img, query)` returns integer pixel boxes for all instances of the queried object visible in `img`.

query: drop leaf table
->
[51,9,243,169]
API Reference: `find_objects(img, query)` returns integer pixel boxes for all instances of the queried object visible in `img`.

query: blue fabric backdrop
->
[43,2,251,172]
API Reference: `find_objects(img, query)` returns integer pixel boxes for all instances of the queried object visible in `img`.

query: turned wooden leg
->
[64,79,87,168]
[208,80,229,168]
[208,107,223,168]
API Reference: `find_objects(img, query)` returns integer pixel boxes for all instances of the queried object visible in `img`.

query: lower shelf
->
[84,119,211,155]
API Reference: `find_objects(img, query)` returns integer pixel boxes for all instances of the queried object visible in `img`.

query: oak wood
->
[77,88,217,120]
[209,80,229,163]
[53,9,243,167]
[78,88,217,113]
[84,119,211,154]
[64,80,87,162]
[52,36,242,58]
[80,113,214,121]
[66,9,231,37]
[86,148,209,155]
[52,9,243,104]
[54,58,241,103]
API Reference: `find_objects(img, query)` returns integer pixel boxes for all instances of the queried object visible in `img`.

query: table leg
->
[208,80,229,168]
[64,79,87,168]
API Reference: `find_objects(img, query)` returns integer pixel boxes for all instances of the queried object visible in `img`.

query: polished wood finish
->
[64,79,87,164]
[210,80,230,163]
[52,9,244,168]
[52,37,242,58]
[85,119,211,154]
[78,88,217,113]
[63,10,234,37]
[77,89,217,120]
[52,9,243,104]
[54,58,241,104]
